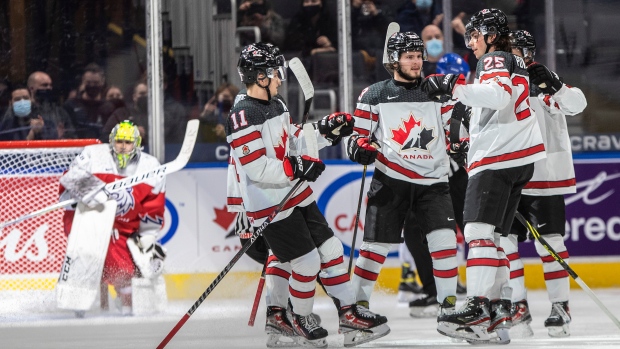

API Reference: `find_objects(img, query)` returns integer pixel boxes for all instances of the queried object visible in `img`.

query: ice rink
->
[1,288,620,349]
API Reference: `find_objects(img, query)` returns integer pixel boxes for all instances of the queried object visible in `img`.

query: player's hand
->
[347,135,378,165]
[318,112,354,144]
[283,155,326,182]
[527,62,563,95]
[421,74,466,101]
[447,138,469,168]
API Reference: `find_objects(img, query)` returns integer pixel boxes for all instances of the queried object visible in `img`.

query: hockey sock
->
[351,241,390,303]
[317,236,355,306]
[427,228,458,302]
[288,249,321,316]
[535,234,570,303]
[265,252,291,308]
[464,222,498,297]
[501,234,526,302]
[489,233,511,300]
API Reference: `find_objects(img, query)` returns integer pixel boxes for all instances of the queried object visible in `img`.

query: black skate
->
[510,299,533,338]
[456,281,467,295]
[397,263,423,302]
[265,306,300,348]
[438,296,457,317]
[437,296,492,342]
[287,309,328,348]
[487,299,512,344]
[409,294,439,318]
[545,301,571,337]
[338,304,390,347]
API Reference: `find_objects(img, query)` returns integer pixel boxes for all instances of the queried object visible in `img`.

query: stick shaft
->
[248,260,268,326]
[348,165,367,274]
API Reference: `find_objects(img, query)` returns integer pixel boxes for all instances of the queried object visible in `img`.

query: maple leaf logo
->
[390,113,421,147]
[390,113,436,152]
[213,205,237,235]
[273,127,288,160]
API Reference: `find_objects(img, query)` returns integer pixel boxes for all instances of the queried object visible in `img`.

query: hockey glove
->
[421,74,466,101]
[527,62,563,95]
[283,155,326,182]
[318,112,355,144]
[447,138,469,168]
[347,135,378,165]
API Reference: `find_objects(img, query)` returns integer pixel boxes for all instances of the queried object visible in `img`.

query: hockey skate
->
[456,281,467,295]
[486,299,512,344]
[545,301,571,337]
[409,294,439,318]
[438,296,457,316]
[397,263,423,302]
[437,296,492,342]
[510,299,534,338]
[265,306,300,348]
[338,304,390,347]
[287,309,328,348]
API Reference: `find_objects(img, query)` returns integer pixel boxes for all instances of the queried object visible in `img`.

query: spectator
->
[237,0,286,47]
[0,79,10,118]
[99,85,126,124]
[450,0,485,68]
[284,0,337,56]
[0,86,58,141]
[64,63,110,139]
[420,24,445,76]
[102,82,148,143]
[396,0,443,35]
[351,0,392,56]
[27,71,76,139]
[200,82,239,143]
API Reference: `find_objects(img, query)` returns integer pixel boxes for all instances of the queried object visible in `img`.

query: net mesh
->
[0,140,99,311]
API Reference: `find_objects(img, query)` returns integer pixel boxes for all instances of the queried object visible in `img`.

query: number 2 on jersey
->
[513,76,531,120]
[230,110,248,129]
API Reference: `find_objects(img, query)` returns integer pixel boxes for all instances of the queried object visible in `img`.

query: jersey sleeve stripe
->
[376,152,427,179]
[354,108,379,122]
[467,143,546,172]
[246,186,313,220]
[353,127,370,136]
[231,131,262,149]
[441,104,454,114]
[227,197,243,205]
[239,148,267,165]
[524,178,576,189]
[479,71,511,82]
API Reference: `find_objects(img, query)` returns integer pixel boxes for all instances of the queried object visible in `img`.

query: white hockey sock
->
[289,248,321,316]
[427,228,458,302]
[351,241,390,303]
[501,235,526,302]
[489,233,510,300]
[535,234,570,303]
[265,252,291,308]
[317,237,355,306]
[464,222,498,298]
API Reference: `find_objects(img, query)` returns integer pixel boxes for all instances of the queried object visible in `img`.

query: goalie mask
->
[510,30,537,62]
[109,120,141,169]
[465,8,510,49]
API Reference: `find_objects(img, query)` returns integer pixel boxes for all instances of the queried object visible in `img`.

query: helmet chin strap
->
[257,75,272,100]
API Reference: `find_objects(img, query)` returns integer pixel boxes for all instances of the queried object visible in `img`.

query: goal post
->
[0,139,100,294]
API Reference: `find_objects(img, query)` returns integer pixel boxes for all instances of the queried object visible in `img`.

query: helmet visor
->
[266,59,287,81]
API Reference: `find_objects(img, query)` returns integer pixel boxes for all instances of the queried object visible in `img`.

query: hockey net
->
[0,139,100,311]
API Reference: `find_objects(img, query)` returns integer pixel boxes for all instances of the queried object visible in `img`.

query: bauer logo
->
[317,170,397,258]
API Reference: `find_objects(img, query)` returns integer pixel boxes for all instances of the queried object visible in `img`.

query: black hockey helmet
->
[510,30,537,61]
[465,8,510,48]
[387,31,427,63]
[237,42,287,84]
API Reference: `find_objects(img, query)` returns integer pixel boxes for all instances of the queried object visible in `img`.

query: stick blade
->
[383,22,401,71]
[289,58,314,99]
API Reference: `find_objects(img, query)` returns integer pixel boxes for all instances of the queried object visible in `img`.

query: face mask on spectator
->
[426,39,443,57]
[35,89,54,104]
[416,0,432,11]
[219,99,233,112]
[85,85,102,99]
[13,99,32,117]
[302,5,321,17]
[136,96,148,112]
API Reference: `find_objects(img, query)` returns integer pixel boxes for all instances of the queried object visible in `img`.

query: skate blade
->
[485,328,510,345]
[409,304,439,318]
[266,333,301,348]
[397,291,416,303]
[547,325,570,338]
[342,323,390,348]
[296,337,327,348]
[510,322,534,338]
[437,321,491,342]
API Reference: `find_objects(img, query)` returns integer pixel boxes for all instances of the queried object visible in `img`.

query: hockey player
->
[59,120,166,315]
[421,8,545,343]
[228,42,389,348]
[347,31,459,323]
[503,29,587,338]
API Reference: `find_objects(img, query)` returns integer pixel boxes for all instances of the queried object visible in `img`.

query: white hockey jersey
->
[226,94,329,226]
[522,83,587,195]
[453,51,546,177]
[352,79,453,184]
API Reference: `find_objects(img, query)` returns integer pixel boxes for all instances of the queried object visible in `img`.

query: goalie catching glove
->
[421,73,466,101]
[283,155,325,182]
[347,135,379,165]
[317,112,354,144]
[527,62,563,95]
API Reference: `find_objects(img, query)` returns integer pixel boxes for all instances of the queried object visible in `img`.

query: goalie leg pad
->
[132,275,168,315]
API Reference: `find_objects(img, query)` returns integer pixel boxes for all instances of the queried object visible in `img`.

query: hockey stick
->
[515,211,620,330]
[0,120,199,230]
[248,259,268,326]
[382,22,400,74]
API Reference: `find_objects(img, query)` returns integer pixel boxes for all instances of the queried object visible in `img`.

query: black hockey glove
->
[318,112,355,145]
[527,62,563,95]
[447,138,469,168]
[347,135,379,166]
[421,74,466,101]
[283,155,325,182]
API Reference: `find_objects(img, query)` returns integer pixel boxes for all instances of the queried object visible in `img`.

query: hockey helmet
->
[436,53,470,80]
[387,31,427,64]
[510,30,537,61]
[465,8,510,48]
[109,120,141,169]
[237,42,287,84]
